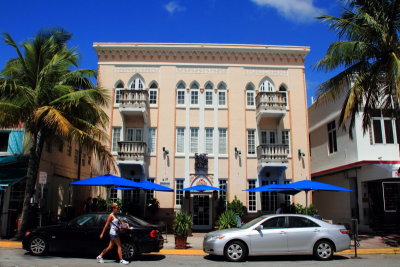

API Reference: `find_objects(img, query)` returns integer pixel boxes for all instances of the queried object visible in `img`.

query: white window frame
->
[248,180,257,212]
[246,90,255,108]
[148,128,157,154]
[129,77,144,90]
[146,178,155,204]
[259,79,274,92]
[149,89,158,105]
[176,89,185,106]
[112,127,121,152]
[205,90,213,107]
[218,179,227,199]
[371,117,396,145]
[205,128,214,154]
[327,120,337,154]
[115,88,123,105]
[191,90,199,106]
[175,179,184,206]
[176,127,185,153]
[190,128,199,154]
[247,129,256,155]
[126,128,143,142]
[218,128,227,155]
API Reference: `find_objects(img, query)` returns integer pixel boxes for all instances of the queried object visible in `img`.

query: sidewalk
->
[1,233,399,256]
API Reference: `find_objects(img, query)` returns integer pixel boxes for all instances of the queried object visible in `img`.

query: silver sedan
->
[203,214,351,261]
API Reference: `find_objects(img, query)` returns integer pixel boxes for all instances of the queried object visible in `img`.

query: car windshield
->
[240,216,267,229]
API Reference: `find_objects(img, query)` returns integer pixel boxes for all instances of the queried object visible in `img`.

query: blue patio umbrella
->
[114,187,139,190]
[70,174,143,188]
[115,181,173,192]
[280,180,353,192]
[181,184,225,191]
[245,183,298,193]
[275,180,353,214]
[138,180,174,191]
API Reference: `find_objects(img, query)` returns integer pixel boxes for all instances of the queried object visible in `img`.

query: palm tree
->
[315,0,400,138]
[0,28,114,237]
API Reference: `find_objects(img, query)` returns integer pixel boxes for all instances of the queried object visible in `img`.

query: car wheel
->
[122,242,138,260]
[224,240,247,262]
[313,240,334,261]
[28,236,48,256]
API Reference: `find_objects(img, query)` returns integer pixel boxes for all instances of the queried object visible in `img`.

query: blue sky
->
[0,0,343,105]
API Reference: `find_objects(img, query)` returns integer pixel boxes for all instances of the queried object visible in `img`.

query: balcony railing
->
[256,92,287,117]
[257,144,289,164]
[117,141,147,162]
[119,90,149,109]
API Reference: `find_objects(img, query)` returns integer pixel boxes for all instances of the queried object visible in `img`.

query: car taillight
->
[340,229,349,234]
[25,231,31,237]
[150,230,159,238]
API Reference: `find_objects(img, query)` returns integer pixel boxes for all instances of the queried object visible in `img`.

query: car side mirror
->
[255,225,263,231]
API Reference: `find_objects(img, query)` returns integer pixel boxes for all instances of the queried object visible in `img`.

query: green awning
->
[0,167,27,186]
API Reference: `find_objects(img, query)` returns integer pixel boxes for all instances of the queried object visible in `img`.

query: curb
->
[1,241,399,255]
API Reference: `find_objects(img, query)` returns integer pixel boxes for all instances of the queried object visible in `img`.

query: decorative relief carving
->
[190,174,214,185]
[244,69,288,77]
[177,67,227,74]
[114,67,160,73]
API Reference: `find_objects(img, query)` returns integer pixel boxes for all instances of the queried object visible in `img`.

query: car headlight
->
[207,235,225,241]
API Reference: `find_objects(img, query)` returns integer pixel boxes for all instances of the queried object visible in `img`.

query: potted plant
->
[172,210,192,249]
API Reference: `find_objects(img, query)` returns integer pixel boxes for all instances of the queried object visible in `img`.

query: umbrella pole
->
[305,190,308,215]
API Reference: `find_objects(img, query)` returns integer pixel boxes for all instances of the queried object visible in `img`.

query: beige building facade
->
[94,43,311,229]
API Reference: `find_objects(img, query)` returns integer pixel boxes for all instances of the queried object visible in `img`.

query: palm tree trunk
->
[17,132,45,238]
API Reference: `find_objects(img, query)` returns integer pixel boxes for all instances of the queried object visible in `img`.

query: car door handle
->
[280,231,286,235]
[314,229,320,233]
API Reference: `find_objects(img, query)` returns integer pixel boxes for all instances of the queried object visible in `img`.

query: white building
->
[308,93,400,231]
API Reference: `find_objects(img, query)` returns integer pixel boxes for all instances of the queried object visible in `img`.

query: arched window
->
[279,84,287,91]
[217,82,227,107]
[115,81,124,104]
[176,81,186,106]
[246,83,255,108]
[129,76,144,90]
[205,82,214,106]
[190,82,200,106]
[149,81,158,105]
[259,78,274,92]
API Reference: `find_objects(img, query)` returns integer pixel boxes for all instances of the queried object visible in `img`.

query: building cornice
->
[93,43,309,66]
[311,160,400,177]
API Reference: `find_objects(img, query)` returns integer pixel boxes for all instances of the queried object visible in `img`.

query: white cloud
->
[251,0,325,22]
[164,1,185,14]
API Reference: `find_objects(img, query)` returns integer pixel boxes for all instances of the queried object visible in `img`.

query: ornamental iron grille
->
[195,153,208,171]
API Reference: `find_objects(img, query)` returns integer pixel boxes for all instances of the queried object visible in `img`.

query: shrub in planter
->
[172,211,192,249]
[227,196,247,219]
[217,210,239,230]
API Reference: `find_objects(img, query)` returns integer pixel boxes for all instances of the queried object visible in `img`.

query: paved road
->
[1,248,400,267]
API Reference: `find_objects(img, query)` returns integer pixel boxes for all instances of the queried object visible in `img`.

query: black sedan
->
[23,213,163,260]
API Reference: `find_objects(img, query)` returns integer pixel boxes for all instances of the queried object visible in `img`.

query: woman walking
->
[97,203,129,265]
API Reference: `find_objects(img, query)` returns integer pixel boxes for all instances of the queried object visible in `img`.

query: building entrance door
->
[191,194,211,230]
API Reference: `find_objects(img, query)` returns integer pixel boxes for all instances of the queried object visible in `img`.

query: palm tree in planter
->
[172,210,192,249]
[0,28,114,238]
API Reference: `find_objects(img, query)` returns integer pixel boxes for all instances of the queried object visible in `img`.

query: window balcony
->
[119,90,149,123]
[117,141,147,164]
[256,92,287,122]
[257,144,289,169]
